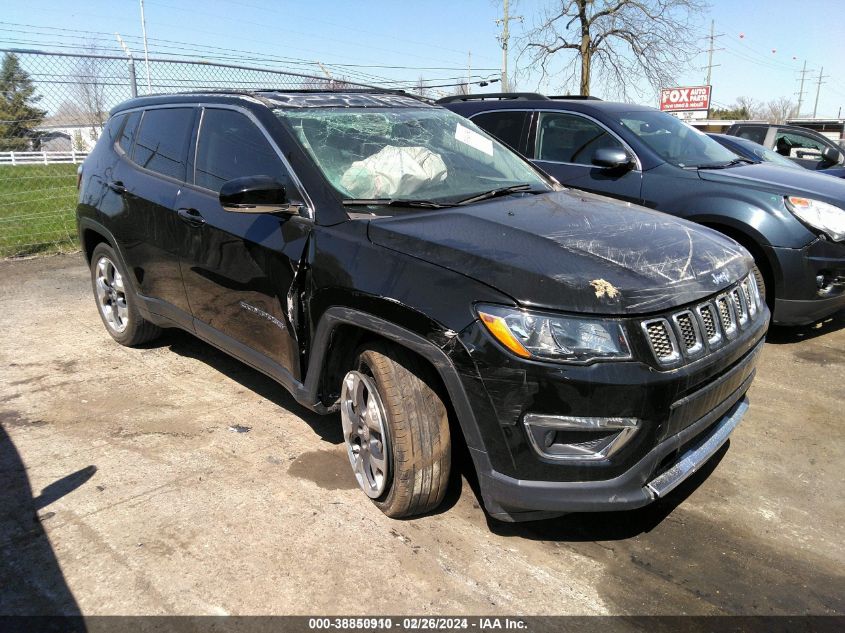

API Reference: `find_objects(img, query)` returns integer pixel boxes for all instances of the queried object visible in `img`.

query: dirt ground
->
[1,253,843,616]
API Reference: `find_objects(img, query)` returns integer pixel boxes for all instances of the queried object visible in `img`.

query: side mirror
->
[219,175,298,214]
[592,148,633,170]
[821,146,842,165]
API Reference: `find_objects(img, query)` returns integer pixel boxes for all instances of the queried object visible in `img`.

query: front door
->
[530,111,643,203]
[177,107,312,380]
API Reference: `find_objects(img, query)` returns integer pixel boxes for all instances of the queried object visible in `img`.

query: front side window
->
[773,130,825,159]
[535,112,624,164]
[132,108,194,180]
[274,106,549,203]
[619,110,738,168]
[194,108,291,193]
[472,111,528,152]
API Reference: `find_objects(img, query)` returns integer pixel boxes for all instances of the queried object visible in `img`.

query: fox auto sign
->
[660,85,711,113]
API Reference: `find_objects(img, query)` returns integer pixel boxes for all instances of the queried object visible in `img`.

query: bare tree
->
[765,96,797,124]
[517,0,706,98]
[73,44,107,138]
[736,96,765,119]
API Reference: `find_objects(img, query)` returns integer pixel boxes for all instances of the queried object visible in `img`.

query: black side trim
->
[298,307,491,461]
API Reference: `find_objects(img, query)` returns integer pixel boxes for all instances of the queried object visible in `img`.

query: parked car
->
[708,133,812,171]
[440,93,845,326]
[77,90,768,522]
[725,122,845,177]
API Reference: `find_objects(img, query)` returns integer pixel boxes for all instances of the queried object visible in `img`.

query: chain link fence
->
[0,49,373,258]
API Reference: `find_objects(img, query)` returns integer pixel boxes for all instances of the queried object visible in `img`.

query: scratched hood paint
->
[367,190,752,315]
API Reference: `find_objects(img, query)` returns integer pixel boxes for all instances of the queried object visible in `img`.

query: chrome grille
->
[699,304,717,339]
[731,288,748,326]
[644,319,679,362]
[716,295,733,331]
[642,273,763,367]
[676,313,697,349]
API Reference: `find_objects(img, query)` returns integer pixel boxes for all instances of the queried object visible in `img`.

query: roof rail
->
[547,95,602,100]
[435,92,550,104]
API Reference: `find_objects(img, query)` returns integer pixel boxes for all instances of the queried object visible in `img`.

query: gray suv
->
[441,94,845,326]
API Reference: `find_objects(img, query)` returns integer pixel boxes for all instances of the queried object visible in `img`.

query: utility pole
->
[139,0,152,92]
[496,0,522,93]
[796,60,810,116]
[466,51,471,93]
[703,20,722,86]
[813,66,828,118]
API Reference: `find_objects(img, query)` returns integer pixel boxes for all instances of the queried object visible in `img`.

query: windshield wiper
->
[456,184,536,205]
[342,198,455,209]
[694,157,755,170]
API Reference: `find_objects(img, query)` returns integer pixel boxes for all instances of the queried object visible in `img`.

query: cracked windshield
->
[275,107,550,204]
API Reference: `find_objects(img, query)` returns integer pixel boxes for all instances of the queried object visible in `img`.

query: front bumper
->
[479,396,748,521]
[447,297,768,522]
[768,238,845,325]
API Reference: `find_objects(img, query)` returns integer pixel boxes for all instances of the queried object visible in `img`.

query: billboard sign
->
[660,85,711,114]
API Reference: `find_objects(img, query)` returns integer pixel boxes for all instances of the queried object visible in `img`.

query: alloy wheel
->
[340,370,390,498]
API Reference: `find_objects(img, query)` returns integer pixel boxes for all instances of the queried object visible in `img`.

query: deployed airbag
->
[340,145,447,199]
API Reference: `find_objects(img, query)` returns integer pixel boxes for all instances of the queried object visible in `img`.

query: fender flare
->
[297,306,490,461]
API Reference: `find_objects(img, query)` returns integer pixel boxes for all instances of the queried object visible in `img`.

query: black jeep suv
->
[77,90,768,522]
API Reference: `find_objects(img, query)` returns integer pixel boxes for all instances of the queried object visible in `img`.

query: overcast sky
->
[2,0,843,117]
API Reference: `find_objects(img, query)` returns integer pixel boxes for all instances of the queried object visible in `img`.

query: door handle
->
[107,180,126,194]
[177,207,206,227]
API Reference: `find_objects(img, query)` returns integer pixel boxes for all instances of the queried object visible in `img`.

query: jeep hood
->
[367,190,751,315]
[697,163,845,204]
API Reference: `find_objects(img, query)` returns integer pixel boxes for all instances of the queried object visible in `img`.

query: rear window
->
[735,126,767,145]
[132,108,195,180]
[117,111,141,155]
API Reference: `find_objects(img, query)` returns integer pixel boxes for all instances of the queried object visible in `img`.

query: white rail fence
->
[0,151,89,166]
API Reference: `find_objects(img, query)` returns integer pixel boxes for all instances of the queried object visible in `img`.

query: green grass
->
[0,163,80,258]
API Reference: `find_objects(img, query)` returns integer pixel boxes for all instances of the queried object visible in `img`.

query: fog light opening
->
[523,414,640,461]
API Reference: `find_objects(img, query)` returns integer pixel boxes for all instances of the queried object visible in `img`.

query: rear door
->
[176,106,312,379]
[525,111,643,202]
[111,106,197,325]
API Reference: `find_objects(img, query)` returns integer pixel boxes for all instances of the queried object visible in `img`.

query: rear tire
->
[89,242,161,347]
[340,343,451,518]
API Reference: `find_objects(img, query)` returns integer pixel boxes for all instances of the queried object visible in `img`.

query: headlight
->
[785,196,845,241]
[476,304,631,363]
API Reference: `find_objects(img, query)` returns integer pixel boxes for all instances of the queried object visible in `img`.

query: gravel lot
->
[1,253,843,616]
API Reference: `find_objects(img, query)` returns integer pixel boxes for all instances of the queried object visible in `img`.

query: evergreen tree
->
[0,53,46,151]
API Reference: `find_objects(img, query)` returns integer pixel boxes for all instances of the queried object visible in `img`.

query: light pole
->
[139,0,152,92]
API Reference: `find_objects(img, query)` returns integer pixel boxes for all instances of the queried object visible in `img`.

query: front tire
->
[341,344,451,518]
[89,242,160,346]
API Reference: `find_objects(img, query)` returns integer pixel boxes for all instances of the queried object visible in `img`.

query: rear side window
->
[118,111,141,155]
[735,126,767,145]
[100,114,125,147]
[132,108,195,180]
[194,108,290,193]
[471,111,528,152]
[535,112,624,164]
